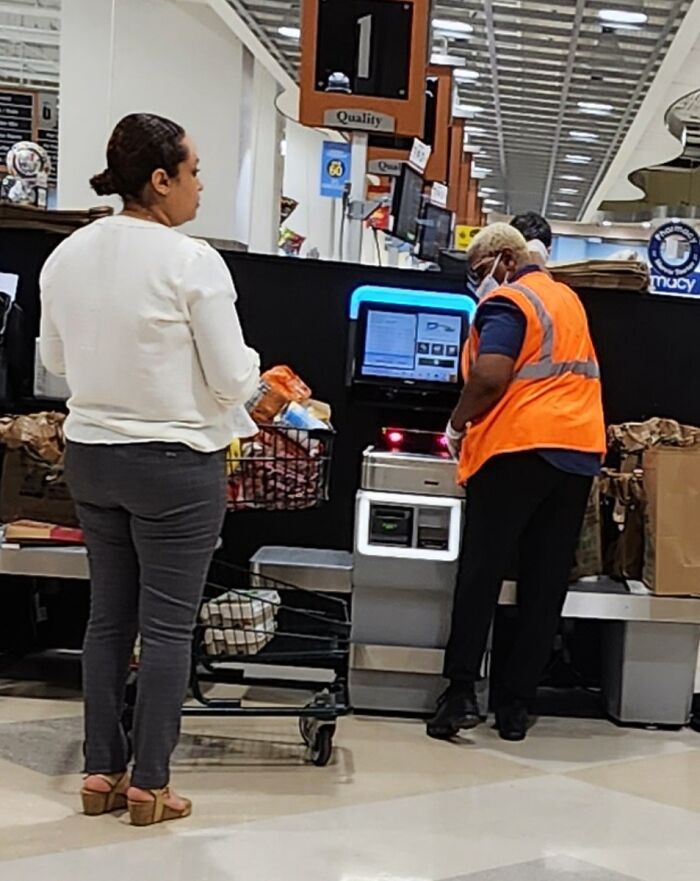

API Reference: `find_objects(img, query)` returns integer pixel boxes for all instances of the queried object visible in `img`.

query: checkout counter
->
[254,439,700,728]
[4,247,700,730]
[249,281,700,729]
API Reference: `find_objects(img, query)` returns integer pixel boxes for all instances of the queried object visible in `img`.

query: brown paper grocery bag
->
[0,447,78,528]
[570,479,602,581]
[643,447,700,596]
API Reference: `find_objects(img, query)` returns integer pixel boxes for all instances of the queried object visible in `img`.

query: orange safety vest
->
[457,271,606,484]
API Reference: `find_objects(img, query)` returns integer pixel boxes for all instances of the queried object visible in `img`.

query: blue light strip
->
[349,285,477,320]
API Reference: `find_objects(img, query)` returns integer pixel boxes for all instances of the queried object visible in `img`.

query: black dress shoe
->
[427,689,481,740]
[495,701,529,742]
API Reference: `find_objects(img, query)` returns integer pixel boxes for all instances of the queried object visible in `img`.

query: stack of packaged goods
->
[200,587,281,657]
[227,365,334,511]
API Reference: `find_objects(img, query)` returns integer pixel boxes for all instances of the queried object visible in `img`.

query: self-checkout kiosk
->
[346,285,476,713]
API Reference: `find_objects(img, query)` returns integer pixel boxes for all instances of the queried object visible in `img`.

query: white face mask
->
[527,238,549,266]
[475,253,504,300]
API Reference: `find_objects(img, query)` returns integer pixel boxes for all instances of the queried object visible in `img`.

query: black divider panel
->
[222,252,466,565]
[224,253,700,566]
[3,230,700,567]
[579,287,700,428]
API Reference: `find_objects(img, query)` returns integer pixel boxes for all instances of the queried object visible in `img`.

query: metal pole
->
[344,131,368,263]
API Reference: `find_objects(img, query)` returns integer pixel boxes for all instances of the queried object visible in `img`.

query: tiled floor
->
[1,687,700,880]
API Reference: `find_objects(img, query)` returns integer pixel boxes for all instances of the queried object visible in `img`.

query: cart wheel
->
[311,726,334,767]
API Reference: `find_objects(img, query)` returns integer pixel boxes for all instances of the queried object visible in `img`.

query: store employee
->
[510,211,552,269]
[428,223,605,742]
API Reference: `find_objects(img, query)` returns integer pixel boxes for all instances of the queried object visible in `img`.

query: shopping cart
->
[183,559,350,766]
[122,422,345,766]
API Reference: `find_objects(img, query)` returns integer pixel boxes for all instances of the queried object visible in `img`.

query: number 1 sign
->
[300,0,430,137]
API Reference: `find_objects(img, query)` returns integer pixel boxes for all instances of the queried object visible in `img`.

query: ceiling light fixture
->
[560,174,585,181]
[433,18,474,35]
[558,187,580,195]
[453,68,480,82]
[464,127,487,137]
[569,130,599,141]
[479,187,497,194]
[278,26,301,39]
[601,220,613,226]
[598,9,648,26]
[578,100,614,115]
[472,166,493,177]
[565,154,592,164]
[430,52,466,67]
[553,200,574,207]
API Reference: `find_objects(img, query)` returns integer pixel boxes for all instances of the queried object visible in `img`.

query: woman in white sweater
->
[39,113,260,826]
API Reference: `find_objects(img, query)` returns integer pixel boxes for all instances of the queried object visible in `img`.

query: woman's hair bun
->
[90,168,117,197]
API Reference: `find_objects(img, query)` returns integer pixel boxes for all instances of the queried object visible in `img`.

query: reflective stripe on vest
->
[503,281,600,381]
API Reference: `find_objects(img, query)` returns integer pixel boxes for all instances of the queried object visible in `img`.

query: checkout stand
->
[252,443,700,729]
[4,231,700,732]
[253,547,700,729]
[8,532,699,729]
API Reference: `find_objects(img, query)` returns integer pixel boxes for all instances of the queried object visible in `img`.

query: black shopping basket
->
[226,425,334,511]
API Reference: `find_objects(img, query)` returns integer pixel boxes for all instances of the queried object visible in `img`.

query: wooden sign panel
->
[446,120,465,213]
[366,65,454,182]
[300,0,430,137]
[457,156,472,223]
[467,179,480,226]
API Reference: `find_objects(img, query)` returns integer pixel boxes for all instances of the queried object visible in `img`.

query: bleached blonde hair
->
[466,222,529,264]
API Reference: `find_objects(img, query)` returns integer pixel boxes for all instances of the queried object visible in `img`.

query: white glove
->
[445,420,466,459]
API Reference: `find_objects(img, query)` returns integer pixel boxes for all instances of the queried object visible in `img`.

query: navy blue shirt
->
[475,267,600,477]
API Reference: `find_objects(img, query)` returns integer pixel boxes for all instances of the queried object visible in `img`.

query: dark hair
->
[90,113,188,202]
[510,211,553,249]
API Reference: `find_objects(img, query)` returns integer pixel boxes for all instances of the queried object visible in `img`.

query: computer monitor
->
[352,300,470,409]
[391,165,424,244]
[417,204,454,263]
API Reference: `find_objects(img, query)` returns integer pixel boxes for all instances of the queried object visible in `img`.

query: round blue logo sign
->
[648,221,700,279]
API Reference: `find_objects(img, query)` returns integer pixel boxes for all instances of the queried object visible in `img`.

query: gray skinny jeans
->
[64,441,226,790]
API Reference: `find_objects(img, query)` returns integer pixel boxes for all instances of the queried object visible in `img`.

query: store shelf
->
[0,542,88,580]
[500,577,700,624]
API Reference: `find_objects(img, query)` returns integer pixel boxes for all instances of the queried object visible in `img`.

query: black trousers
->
[443,451,592,707]
[65,441,226,789]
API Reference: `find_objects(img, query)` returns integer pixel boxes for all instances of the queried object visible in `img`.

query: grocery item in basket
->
[306,399,332,425]
[228,427,326,510]
[263,366,311,404]
[246,381,288,425]
[200,588,280,626]
[277,401,327,431]
[200,588,280,657]
[226,438,242,476]
[204,626,276,657]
